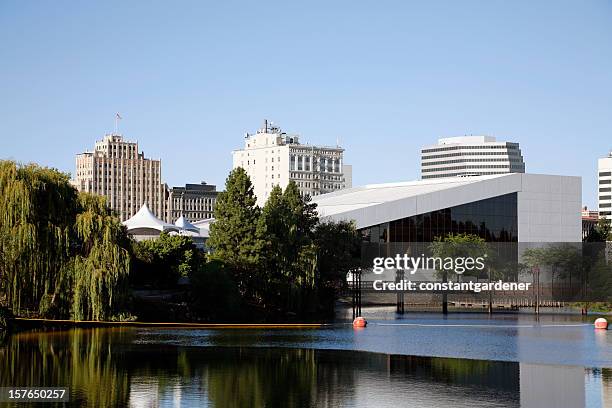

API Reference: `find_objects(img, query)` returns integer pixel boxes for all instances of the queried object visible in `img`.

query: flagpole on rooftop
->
[115,113,122,135]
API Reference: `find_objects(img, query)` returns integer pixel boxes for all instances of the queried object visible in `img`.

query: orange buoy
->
[595,317,608,330]
[594,318,608,330]
[353,317,367,328]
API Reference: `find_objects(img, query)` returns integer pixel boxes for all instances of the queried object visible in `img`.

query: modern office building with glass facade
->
[311,173,581,245]
[313,173,581,301]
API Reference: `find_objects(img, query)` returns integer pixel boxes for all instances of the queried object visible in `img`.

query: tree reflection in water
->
[0,328,130,407]
[0,328,610,407]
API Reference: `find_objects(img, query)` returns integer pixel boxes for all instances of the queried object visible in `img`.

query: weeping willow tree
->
[0,160,131,320]
[0,161,77,314]
[67,193,131,320]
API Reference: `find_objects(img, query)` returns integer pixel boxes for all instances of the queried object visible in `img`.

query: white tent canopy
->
[123,204,179,233]
[175,216,200,233]
[192,218,214,239]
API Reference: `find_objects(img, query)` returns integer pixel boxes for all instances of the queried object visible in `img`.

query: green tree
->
[313,220,361,313]
[0,161,78,313]
[429,233,490,314]
[282,182,318,287]
[314,221,360,288]
[585,217,612,242]
[0,160,132,321]
[208,168,263,296]
[66,193,131,320]
[258,185,289,281]
[255,181,321,313]
[189,260,242,321]
[131,232,199,288]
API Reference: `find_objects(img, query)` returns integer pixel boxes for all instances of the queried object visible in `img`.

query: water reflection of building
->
[604,369,612,408]
[520,364,585,408]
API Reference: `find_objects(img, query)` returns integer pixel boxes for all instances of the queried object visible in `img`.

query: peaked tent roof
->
[175,216,200,233]
[123,204,179,232]
[192,218,214,238]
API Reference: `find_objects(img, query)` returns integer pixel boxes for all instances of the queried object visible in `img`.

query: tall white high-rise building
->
[73,134,166,221]
[232,120,351,206]
[598,152,612,219]
[421,136,525,179]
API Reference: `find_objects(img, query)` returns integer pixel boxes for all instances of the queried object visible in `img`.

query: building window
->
[360,193,518,245]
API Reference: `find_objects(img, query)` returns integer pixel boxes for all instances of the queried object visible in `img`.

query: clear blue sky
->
[1,1,611,208]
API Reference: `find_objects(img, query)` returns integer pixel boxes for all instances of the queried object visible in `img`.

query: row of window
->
[360,193,518,244]
[422,144,520,154]
[422,171,511,179]
[422,164,513,173]
[422,150,523,160]
[422,158,524,167]
[169,211,213,221]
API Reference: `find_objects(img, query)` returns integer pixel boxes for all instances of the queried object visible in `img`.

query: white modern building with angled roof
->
[311,173,580,243]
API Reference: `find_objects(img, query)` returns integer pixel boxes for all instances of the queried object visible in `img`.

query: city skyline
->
[2,1,612,208]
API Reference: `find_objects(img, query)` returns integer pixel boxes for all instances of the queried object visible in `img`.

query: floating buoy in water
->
[594,318,608,330]
[353,317,367,328]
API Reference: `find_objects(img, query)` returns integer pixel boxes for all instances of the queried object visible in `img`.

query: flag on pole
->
[116,113,122,120]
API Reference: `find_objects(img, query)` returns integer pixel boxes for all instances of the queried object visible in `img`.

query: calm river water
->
[1,308,611,407]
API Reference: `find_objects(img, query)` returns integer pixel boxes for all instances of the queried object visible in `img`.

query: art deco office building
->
[421,136,525,179]
[73,134,166,221]
[166,182,218,223]
[232,120,352,206]
[598,152,612,219]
